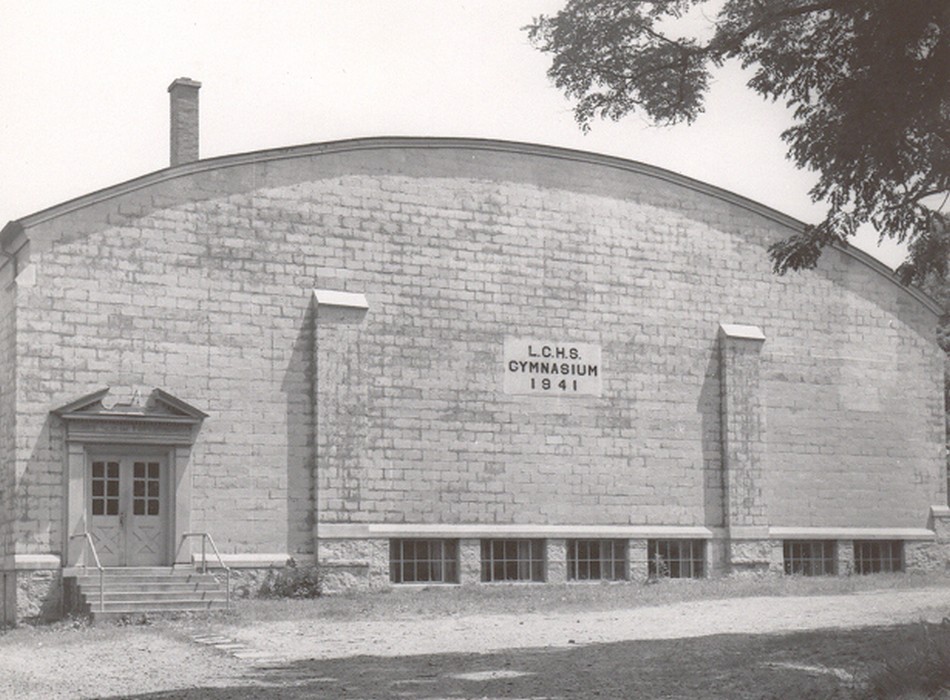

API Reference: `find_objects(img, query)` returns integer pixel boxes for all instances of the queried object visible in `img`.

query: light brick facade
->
[0,137,946,623]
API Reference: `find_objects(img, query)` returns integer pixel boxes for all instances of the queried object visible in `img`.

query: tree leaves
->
[526,0,950,285]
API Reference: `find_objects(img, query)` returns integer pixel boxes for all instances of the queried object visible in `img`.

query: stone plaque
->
[503,338,602,396]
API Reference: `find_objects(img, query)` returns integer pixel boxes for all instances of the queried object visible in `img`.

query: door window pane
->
[91,461,120,517]
[133,461,160,517]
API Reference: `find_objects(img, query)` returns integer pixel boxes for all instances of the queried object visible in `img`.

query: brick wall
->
[8,142,944,560]
[762,267,945,527]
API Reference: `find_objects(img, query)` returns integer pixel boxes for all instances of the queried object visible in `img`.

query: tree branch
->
[706,0,852,57]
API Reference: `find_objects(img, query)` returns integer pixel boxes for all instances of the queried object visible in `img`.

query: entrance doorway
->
[88,454,169,566]
[56,387,207,570]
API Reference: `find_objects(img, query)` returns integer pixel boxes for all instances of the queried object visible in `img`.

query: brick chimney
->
[168,77,201,166]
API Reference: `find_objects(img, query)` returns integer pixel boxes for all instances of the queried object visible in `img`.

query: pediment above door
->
[52,387,207,445]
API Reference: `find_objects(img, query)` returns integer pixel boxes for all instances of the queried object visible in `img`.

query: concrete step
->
[68,567,230,619]
[88,600,231,620]
[74,569,218,579]
[80,590,228,602]
[94,599,229,611]
[79,567,180,575]
[74,578,221,591]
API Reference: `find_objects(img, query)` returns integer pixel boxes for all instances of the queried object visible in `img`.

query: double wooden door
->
[88,454,169,566]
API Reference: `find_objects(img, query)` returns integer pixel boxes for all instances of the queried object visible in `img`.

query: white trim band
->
[14,554,62,570]
[318,523,715,539]
[318,523,937,541]
[768,527,935,541]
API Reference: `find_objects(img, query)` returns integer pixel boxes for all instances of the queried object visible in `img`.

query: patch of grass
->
[861,619,950,699]
[0,612,168,648]
[223,570,949,624]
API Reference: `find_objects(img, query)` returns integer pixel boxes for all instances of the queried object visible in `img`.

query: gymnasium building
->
[1,79,947,623]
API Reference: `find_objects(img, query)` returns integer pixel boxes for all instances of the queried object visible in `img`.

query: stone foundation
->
[628,540,649,581]
[16,569,61,622]
[459,539,481,583]
[314,531,948,589]
[317,538,389,592]
[905,541,950,572]
[728,538,776,575]
[8,520,949,622]
[546,539,567,583]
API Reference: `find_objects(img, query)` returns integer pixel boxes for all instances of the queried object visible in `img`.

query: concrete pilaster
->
[459,538,481,584]
[546,539,567,582]
[628,539,648,581]
[312,290,370,561]
[719,323,770,573]
[836,540,855,575]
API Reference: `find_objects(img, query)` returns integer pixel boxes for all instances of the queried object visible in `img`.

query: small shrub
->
[863,619,950,699]
[648,552,671,581]
[258,558,323,599]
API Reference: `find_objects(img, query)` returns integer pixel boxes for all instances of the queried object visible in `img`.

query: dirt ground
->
[0,586,947,699]
[222,587,950,661]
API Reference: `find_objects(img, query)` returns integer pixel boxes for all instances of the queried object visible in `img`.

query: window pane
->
[783,541,835,576]
[567,539,628,582]
[854,540,903,574]
[648,540,704,579]
[390,539,459,584]
[480,539,545,583]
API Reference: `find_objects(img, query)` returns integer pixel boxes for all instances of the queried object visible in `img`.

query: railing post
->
[178,532,231,609]
[69,533,105,614]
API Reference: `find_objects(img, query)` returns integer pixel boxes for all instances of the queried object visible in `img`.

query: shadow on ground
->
[95,625,913,700]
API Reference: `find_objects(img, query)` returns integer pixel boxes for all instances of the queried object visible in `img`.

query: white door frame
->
[55,388,206,570]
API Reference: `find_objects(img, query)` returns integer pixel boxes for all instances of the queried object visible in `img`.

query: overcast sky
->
[0,0,906,268]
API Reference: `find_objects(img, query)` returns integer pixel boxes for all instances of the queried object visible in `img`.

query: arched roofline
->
[0,136,939,315]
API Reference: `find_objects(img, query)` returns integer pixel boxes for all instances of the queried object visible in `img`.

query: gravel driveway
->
[224,587,950,661]
[0,586,947,699]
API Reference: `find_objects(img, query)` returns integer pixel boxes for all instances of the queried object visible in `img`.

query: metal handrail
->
[175,532,231,610]
[69,532,104,612]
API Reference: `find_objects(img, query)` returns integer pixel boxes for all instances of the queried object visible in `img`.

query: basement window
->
[853,540,903,574]
[783,540,836,576]
[480,539,545,582]
[648,539,705,579]
[389,539,459,584]
[567,539,627,581]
